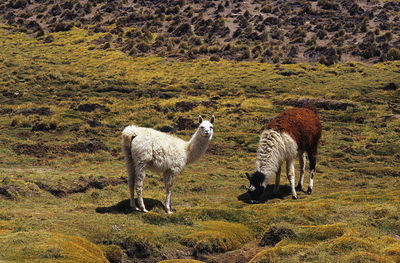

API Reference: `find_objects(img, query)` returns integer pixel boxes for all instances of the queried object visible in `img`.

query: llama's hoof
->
[130,205,139,211]
[307,187,313,195]
[139,208,148,213]
[292,195,298,200]
[166,210,173,214]
[295,185,303,192]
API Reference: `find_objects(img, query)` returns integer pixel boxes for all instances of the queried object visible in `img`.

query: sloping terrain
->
[1,0,400,64]
[0,26,399,262]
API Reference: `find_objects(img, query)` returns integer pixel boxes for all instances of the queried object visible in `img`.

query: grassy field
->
[0,26,399,263]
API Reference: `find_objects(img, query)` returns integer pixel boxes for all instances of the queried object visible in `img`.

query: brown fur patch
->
[266,107,321,153]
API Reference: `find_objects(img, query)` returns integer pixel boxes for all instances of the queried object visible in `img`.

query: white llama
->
[121,115,214,213]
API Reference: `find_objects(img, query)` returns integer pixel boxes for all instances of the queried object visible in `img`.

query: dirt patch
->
[259,225,296,246]
[35,176,126,197]
[206,144,227,156]
[120,235,162,260]
[13,143,62,158]
[175,117,197,130]
[275,98,356,110]
[175,101,198,112]
[67,140,109,153]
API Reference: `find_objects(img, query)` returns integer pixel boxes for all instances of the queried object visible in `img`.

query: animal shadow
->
[96,198,164,214]
[238,184,292,204]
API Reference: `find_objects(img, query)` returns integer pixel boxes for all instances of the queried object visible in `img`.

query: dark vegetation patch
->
[18,107,53,116]
[275,98,356,110]
[31,122,57,132]
[381,82,398,91]
[13,139,109,157]
[101,245,124,263]
[2,0,400,64]
[74,103,110,113]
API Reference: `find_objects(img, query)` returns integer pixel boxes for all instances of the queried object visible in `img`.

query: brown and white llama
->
[245,106,321,203]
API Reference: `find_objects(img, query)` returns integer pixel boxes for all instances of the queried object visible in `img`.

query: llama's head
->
[198,115,215,139]
[245,171,266,203]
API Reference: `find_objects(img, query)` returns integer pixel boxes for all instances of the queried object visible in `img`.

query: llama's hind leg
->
[296,152,306,192]
[307,151,317,195]
[135,165,148,213]
[163,170,176,214]
[286,159,297,199]
[125,154,138,211]
[128,169,138,211]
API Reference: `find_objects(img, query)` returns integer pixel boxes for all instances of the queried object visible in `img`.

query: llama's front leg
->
[286,159,297,199]
[296,153,306,192]
[135,167,148,213]
[273,165,282,196]
[163,171,176,214]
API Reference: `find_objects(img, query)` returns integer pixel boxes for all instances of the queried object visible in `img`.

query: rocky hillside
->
[1,0,400,64]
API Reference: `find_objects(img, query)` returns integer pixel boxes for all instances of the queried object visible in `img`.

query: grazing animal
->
[121,115,214,213]
[245,106,321,203]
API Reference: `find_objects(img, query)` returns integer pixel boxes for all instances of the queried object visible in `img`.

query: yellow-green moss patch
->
[297,223,346,242]
[182,221,253,254]
[0,178,42,200]
[157,259,206,263]
[0,231,108,263]
[249,241,311,263]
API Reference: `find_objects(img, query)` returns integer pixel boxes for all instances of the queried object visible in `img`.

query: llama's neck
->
[255,130,285,181]
[186,129,211,164]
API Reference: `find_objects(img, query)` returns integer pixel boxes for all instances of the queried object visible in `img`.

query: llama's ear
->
[245,172,251,181]
[210,115,215,124]
[198,115,203,124]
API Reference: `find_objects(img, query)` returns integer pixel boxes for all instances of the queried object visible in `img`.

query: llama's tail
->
[121,125,138,160]
[121,126,139,183]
